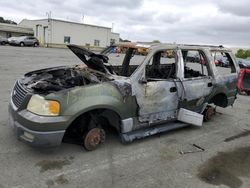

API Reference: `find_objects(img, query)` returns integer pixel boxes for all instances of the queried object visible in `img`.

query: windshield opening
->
[103,45,149,77]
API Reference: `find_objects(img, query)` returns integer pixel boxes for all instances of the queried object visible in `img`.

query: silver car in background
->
[0,36,8,45]
[9,36,39,47]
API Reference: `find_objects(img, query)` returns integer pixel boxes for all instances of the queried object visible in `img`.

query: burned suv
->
[9,43,239,150]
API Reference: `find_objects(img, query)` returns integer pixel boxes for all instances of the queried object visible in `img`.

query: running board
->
[120,122,190,143]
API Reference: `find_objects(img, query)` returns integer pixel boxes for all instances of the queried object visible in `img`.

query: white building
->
[19,18,120,48]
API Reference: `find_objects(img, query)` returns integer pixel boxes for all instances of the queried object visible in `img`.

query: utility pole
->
[112,23,114,32]
[46,11,52,47]
[82,13,84,23]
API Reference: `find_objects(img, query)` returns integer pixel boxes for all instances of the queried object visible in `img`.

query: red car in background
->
[237,58,250,95]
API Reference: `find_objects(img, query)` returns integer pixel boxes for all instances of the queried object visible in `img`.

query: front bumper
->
[10,117,65,147]
[9,102,70,147]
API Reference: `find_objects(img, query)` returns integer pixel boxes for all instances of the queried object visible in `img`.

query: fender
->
[47,82,138,125]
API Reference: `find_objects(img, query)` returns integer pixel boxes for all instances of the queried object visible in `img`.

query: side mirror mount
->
[139,77,147,84]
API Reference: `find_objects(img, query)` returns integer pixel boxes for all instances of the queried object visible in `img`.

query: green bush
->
[235,49,250,59]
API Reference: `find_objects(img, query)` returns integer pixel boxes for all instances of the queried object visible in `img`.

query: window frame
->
[182,49,211,80]
[210,50,236,75]
[144,49,179,81]
[110,39,115,45]
[94,39,100,47]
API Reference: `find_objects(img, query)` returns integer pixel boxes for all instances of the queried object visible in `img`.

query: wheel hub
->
[83,128,105,151]
[204,106,215,121]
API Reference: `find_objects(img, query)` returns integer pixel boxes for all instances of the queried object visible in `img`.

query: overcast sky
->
[1,0,250,47]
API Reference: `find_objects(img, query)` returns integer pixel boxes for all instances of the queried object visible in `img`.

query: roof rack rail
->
[178,44,224,48]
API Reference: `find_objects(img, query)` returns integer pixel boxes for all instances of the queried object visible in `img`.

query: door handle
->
[208,82,213,87]
[170,87,177,92]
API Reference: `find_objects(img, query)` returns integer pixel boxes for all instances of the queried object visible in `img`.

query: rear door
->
[180,49,214,111]
[25,37,33,45]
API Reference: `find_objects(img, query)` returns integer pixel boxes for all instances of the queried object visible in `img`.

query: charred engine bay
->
[21,65,111,94]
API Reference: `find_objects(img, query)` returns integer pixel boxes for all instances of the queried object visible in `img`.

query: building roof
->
[20,18,112,30]
[0,22,33,34]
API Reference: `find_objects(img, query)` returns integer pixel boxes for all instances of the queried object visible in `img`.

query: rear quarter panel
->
[205,50,239,106]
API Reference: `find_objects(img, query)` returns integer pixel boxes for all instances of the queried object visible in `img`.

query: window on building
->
[94,40,100,46]
[7,32,11,38]
[64,36,70,44]
[110,39,115,45]
[85,43,90,49]
[35,25,39,37]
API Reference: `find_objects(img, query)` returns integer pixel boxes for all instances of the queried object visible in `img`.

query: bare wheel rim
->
[83,128,105,151]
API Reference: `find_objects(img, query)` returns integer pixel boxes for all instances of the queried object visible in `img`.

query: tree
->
[245,50,250,58]
[0,17,17,25]
[152,40,161,43]
[119,38,131,42]
[235,49,245,58]
[235,49,250,59]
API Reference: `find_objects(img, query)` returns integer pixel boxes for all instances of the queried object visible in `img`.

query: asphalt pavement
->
[0,45,249,188]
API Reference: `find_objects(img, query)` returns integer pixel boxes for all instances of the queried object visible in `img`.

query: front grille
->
[12,80,28,108]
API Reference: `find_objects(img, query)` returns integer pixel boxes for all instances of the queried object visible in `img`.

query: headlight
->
[27,95,60,116]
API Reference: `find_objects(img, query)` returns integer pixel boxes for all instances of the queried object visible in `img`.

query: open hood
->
[21,65,111,94]
[67,44,112,74]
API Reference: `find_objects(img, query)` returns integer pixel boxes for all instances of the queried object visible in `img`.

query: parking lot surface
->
[0,46,250,188]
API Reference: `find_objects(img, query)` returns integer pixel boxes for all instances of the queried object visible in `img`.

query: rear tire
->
[34,42,38,47]
[1,41,6,45]
[20,42,24,47]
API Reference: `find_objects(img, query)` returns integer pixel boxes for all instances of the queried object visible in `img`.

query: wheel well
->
[209,93,228,107]
[63,109,121,143]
